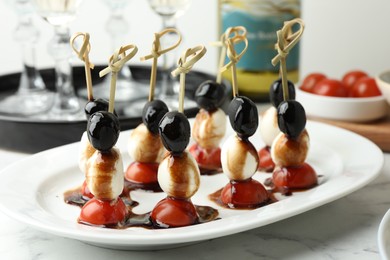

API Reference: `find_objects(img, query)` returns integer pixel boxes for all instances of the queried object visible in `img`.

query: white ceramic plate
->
[0,120,384,250]
[378,209,390,259]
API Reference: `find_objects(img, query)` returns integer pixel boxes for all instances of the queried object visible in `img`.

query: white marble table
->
[0,145,388,260]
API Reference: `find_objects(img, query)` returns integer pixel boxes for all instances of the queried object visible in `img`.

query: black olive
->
[142,99,169,135]
[277,100,306,139]
[158,111,190,154]
[87,111,120,151]
[84,98,117,120]
[194,80,226,111]
[228,96,258,138]
[269,78,296,108]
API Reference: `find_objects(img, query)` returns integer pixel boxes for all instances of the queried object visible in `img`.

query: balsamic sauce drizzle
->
[64,173,323,228]
[64,178,219,229]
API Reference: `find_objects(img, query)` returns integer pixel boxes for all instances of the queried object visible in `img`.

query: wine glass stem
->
[19,44,44,93]
[107,8,131,81]
[50,26,78,113]
[16,12,45,94]
[160,17,178,99]
[55,57,73,98]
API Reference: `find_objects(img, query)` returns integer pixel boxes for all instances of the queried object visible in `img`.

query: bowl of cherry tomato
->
[296,70,389,122]
[376,70,390,106]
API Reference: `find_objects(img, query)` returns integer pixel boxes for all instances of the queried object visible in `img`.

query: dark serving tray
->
[0,65,230,153]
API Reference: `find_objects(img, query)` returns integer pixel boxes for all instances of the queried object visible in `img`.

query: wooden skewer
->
[70,32,95,101]
[215,34,227,84]
[211,26,247,86]
[171,45,207,113]
[140,28,182,102]
[99,44,138,113]
[272,18,305,101]
[220,26,249,97]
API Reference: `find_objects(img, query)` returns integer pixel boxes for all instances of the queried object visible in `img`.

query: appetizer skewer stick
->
[71,32,112,200]
[271,19,304,101]
[71,32,94,101]
[71,32,113,118]
[269,18,317,193]
[211,32,227,85]
[216,35,226,84]
[189,27,245,175]
[125,29,181,191]
[141,28,182,101]
[99,44,138,113]
[79,45,137,226]
[219,27,269,208]
[258,19,304,173]
[150,45,207,228]
[258,78,296,172]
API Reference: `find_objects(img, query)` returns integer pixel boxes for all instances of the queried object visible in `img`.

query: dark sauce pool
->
[209,174,323,208]
[208,188,278,209]
[263,175,323,196]
[64,173,323,228]
[64,179,219,229]
[123,179,162,193]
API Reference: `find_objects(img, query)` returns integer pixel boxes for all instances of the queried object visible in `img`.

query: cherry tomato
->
[79,197,127,226]
[258,146,275,172]
[189,144,221,170]
[312,79,348,97]
[221,178,269,208]
[125,162,159,184]
[300,73,326,93]
[342,70,368,90]
[272,163,317,190]
[349,77,382,97]
[150,197,198,227]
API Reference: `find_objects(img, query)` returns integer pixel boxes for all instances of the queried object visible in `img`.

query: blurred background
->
[0,0,389,80]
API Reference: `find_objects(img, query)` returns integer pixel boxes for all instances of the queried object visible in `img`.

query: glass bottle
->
[219,0,301,102]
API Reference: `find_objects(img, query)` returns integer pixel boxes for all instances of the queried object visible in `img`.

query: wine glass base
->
[160,95,197,111]
[78,78,149,102]
[0,91,54,117]
[122,95,197,117]
[40,108,85,121]
[29,95,85,121]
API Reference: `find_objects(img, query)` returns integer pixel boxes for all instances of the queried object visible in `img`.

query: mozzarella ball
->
[221,135,259,181]
[192,108,226,149]
[158,150,200,199]
[259,106,280,147]
[271,129,310,167]
[79,131,96,174]
[86,147,124,200]
[128,123,165,163]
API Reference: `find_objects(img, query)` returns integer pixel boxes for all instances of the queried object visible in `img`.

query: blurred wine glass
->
[148,0,195,110]
[0,0,53,116]
[79,0,149,102]
[32,0,84,120]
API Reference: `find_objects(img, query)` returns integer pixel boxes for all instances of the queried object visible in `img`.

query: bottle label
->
[221,0,300,72]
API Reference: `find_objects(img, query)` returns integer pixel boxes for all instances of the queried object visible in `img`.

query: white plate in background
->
[378,209,390,259]
[296,87,388,122]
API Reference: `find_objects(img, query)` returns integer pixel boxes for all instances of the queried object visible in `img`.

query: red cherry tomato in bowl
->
[311,79,348,97]
[300,73,326,93]
[349,77,382,97]
[342,70,368,90]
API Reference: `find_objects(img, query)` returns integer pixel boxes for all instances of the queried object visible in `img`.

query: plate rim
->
[0,120,384,247]
[378,208,390,259]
